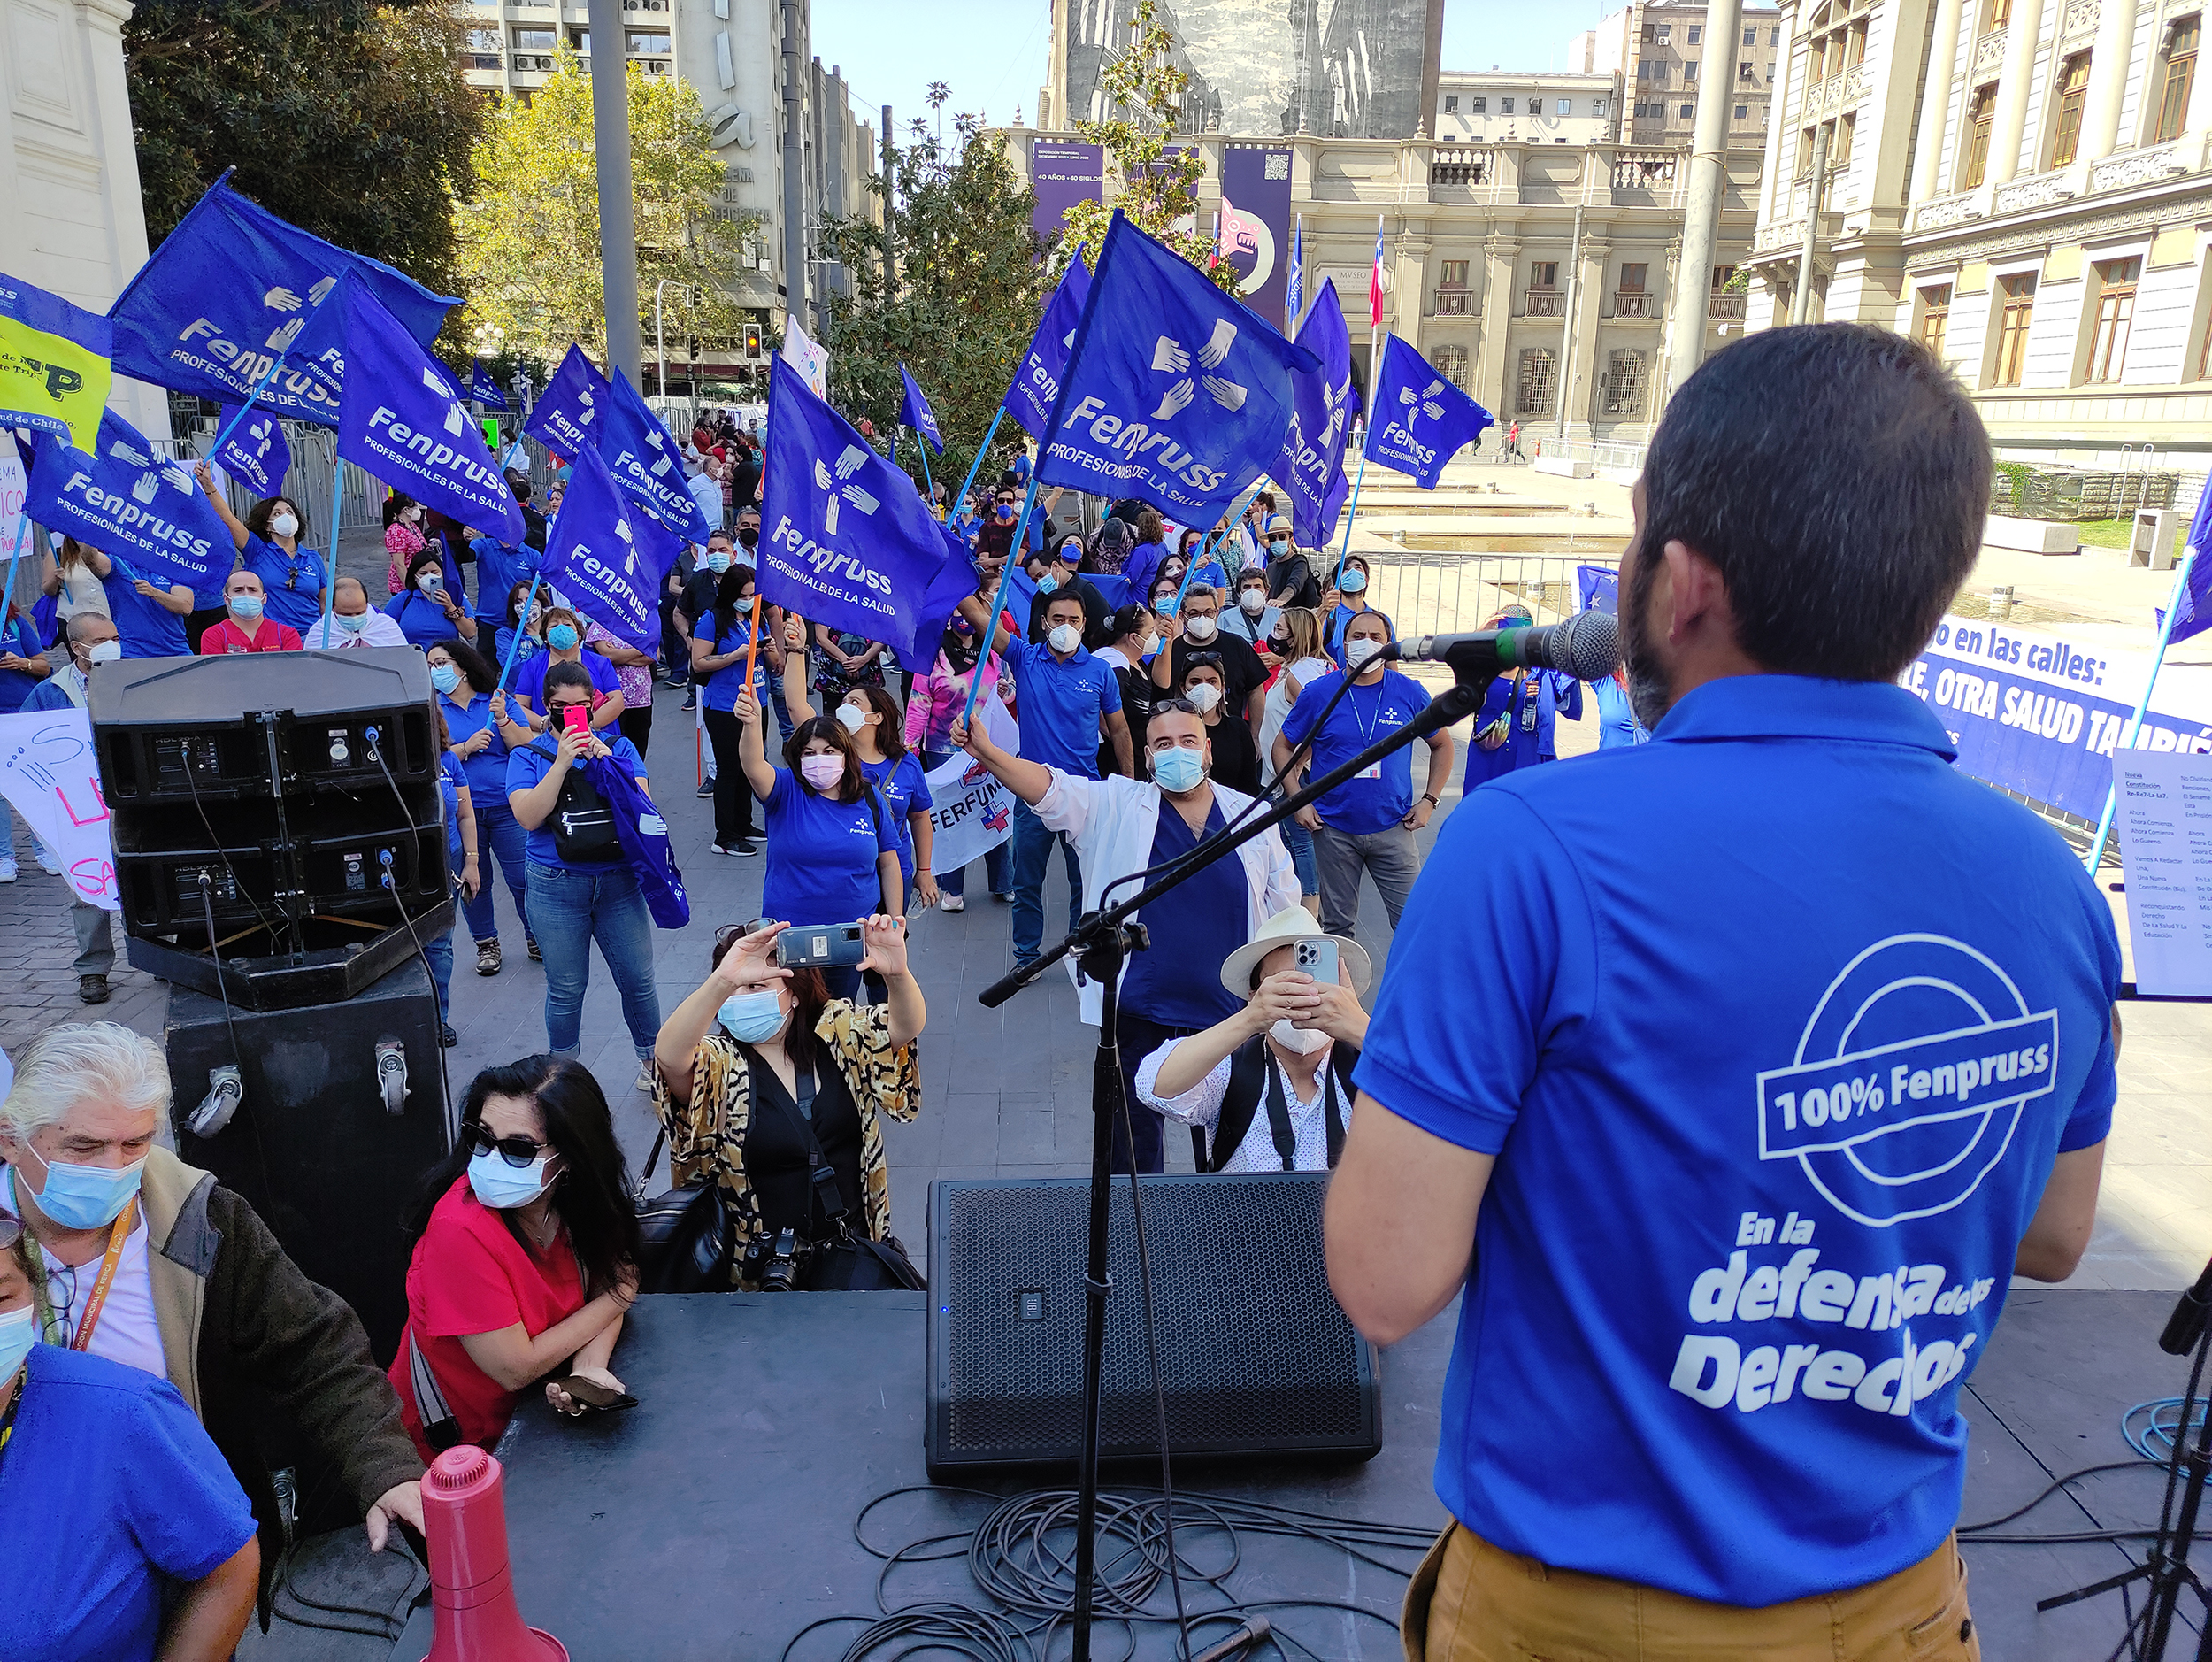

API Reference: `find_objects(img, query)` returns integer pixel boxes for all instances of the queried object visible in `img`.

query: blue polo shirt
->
[441,689,511,801]
[696,606,770,712]
[384,589,460,650]
[514,650,620,713]
[1594,677,1649,749]
[760,767,897,925]
[506,736,649,867]
[437,751,466,868]
[861,753,933,881]
[468,537,534,625]
[1355,675,2122,1607]
[239,534,326,635]
[1276,667,1427,834]
[1463,670,1584,791]
[0,615,46,707]
[1002,635,1120,781]
[100,567,188,658]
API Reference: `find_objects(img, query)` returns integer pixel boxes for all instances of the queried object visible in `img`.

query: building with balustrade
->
[1745,0,2212,461]
[997,124,1763,442]
[1572,0,1788,149]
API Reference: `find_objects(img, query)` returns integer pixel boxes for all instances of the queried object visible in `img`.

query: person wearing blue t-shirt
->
[1593,666,1650,748]
[385,551,480,650]
[956,581,1133,971]
[503,604,624,734]
[1461,607,1586,794]
[466,531,534,629]
[1318,554,1393,662]
[691,565,778,854]
[492,578,547,679]
[424,735,478,1047]
[836,684,938,911]
[506,660,662,1088]
[0,601,50,710]
[1272,610,1453,941]
[80,542,194,658]
[194,462,328,636]
[729,683,902,1002]
[0,1242,262,1661]
[429,638,528,977]
[1329,326,2120,1655]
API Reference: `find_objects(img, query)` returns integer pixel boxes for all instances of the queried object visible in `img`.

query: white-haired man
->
[0,1022,426,1630]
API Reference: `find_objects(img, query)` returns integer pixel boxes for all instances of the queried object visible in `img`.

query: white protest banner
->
[781,317,829,399]
[925,693,1018,874]
[0,439,27,569]
[0,708,119,910]
[2113,749,2212,996]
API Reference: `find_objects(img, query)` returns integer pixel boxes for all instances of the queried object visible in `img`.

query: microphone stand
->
[976,641,1502,1660]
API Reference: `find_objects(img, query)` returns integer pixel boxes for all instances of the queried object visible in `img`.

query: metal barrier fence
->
[1356,550,1620,642]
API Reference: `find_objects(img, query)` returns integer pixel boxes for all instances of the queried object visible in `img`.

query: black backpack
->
[1204,1035,1360,1172]
[532,736,622,863]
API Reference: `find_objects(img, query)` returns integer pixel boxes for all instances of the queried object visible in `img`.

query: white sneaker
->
[34,844,60,876]
[941,894,965,913]
[0,858,15,883]
[634,1062,657,1094]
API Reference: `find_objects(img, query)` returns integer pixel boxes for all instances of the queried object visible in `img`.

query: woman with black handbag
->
[507,660,662,1090]
[648,918,927,1290]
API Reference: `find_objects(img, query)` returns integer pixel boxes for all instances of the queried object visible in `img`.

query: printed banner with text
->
[1219,146,1294,328]
[1029,140,1103,248]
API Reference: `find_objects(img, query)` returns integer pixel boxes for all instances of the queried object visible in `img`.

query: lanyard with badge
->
[30,1203,133,1352]
[1348,680,1391,781]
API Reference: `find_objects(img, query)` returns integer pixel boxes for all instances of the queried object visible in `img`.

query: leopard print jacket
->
[650,998,919,1286]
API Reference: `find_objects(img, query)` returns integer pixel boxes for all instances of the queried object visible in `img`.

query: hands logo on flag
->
[1150,320,1247,419]
[1399,377,1449,427]
[1367,331,1494,490]
[817,444,879,535]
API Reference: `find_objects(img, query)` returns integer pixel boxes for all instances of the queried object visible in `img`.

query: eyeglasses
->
[0,1207,19,1252]
[464,1122,549,1168]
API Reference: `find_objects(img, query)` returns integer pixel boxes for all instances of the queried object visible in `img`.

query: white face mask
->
[1271,1018,1331,1055]
[270,511,299,538]
[85,639,123,665]
[1048,623,1082,655]
[1240,591,1266,614]
[835,704,867,734]
[1185,681,1222,713]
[1184,614,1218,642]
[1346,638,1383,671]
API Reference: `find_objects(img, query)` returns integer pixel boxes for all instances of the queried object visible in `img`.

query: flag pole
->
[741,589,764,696]
[956,471,1040,736]
[949,407,1007,530]
[0,508,33,653]
[1168,481,1269,615]
[206,350,294,463]
[495,570,542,696]
[1332,329,1384,590]
[912,427,934,507]
[2084,546,2197,873]
[321,446,343,633]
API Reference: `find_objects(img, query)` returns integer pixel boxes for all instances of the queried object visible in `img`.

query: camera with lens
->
[742,1226,811,1292]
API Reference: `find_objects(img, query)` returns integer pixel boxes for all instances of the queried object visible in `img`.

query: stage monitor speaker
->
[164,958,452,1364]
[926,1174,1381,1479]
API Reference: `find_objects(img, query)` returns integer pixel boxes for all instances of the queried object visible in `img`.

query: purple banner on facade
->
[1031,140,1103,247]
[1219,145,1294,327]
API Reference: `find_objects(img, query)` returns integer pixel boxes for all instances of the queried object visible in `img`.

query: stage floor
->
[379,1286,2205,1662]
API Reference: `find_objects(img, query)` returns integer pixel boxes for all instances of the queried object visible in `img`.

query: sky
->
[810,1,1585,152]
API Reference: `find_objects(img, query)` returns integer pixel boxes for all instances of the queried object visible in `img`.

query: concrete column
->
[1792,119,1830,321]
[2079,0,2141,163]
[588,0,641,385]
[1665,0,1745,399]
[1554,205,1587,439]
[1910,0,1969,201]
[1987,0,2048,186]
[1473,233,1519,414]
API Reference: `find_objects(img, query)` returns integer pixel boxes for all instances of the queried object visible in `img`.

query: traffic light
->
[743,322,763,359]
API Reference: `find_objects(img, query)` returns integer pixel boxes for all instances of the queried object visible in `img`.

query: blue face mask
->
[1034,571,1059,594]
[228,593,264,619]
[429,663,461,694]
[0,1305,33,1386]
[1151,746,1204,794]
[465,1148,553,1211]
[335,610,370,634]
[12,1152,144,1231]
[718,989,790,1044]
[546,624,580,652]
[1338,569,1368,595]
[706,551,733,573]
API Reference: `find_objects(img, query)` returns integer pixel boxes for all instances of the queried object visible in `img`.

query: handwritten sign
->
[0,709,119,911]
[2113,749,2212,996]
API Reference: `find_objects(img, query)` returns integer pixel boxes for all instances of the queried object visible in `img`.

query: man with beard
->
[1325,326,2117,1660]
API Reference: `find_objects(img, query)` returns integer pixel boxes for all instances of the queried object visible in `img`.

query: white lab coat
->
[1032,769,1301,1026]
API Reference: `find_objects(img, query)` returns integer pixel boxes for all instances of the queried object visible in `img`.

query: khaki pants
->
[1402,1523,1979,1662]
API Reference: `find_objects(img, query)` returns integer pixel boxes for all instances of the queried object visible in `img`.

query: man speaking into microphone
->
[1328,325,2120,1660]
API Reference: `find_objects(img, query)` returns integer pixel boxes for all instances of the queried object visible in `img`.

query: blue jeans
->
[1280,816,1319,897]
[461,796,534,945]
[422,926,453,1022]
[523,860,661,1058]
[1010,799,1082,965]
[919,748,1011,899]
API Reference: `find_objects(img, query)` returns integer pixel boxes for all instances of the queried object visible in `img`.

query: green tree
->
[818,117,1048,501]
[450,48,761,382]
[126,2,484,304]
[1057,0,1239,292]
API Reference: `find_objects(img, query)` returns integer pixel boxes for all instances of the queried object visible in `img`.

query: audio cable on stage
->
[780,1484,1436,1662]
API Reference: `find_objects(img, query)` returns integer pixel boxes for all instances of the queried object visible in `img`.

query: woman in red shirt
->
[388,1056,640,1458]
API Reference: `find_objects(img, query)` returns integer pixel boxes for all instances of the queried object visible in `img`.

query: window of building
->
[1440,258,1470,287]
[1994,273,2036,385]
[465,27,499,51]
[569,28,589,51]
[1594,96,1608,114]
[1847,20,1869,65]
[1688,24,1703,43]
[1501,96,1516,113]
[1983,0,2011,31]
[2049,53,2091,166]
[1602,350,1647,416]
[2087,258,2140,381]
[1740,60,1755,80]
[1745,24,1758,44]
[1834,112,1856,165]
[1713,265,1737,289]
[1517,349,1556,415]
[1656,22,1671,40]
[1530,261,1558,289]
[1642,23,1655,42]
[1962,85,1998,188]
[1680,103,1695,119]
[1433,345,1471,390]
[512,26,557,47]
[2154,18,2199,143]
[627,31,671,53]
[1445,95,1459,113]
[1528,88,1544,107]
[1735,103,1750,119]
[1471,96,1487,113]
[1684,59,1699,81]
[1772,26,1782,43]
[1618,262,1648,292]
[1558,98,1572,115]
[1919,284,1953,358]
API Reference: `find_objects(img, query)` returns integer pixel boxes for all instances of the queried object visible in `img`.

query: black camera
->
[743,1226,810,1292]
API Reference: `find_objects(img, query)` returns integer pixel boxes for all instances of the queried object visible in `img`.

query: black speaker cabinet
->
[164,959,453,1365]
[92,650,451,1008]
[926,1173,1381,1479]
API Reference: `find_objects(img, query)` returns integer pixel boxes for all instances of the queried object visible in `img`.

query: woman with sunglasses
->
[650,918,923,1288]
[0,1204,262,1660]
[389,1057,640,1458]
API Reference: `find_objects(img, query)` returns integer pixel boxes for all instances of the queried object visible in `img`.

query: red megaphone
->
[419,1444,567,1661]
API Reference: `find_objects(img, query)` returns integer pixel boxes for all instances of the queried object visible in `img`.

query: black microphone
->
[1387,609,1622,681]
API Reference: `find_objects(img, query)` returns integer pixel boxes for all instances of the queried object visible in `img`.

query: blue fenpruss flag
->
[899,364,943,454]
[106,173,454,428]
[1001,250,1091,440]
[19,409,233,605]
[1285,217,1304,332]
[289,273,525,543]
[1035,212,1318,525]
[1274,278,1353,547]
[760,355,976,663]
[2160,482,2212,644]
[1366,332,1494,490]
[525,344,611,459]
[534,438,677,654]
[468,361,511,411]
[597,367,715,546]
[211,403,292,500]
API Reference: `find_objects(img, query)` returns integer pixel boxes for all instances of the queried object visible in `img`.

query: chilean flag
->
[1369,216,1386,327]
